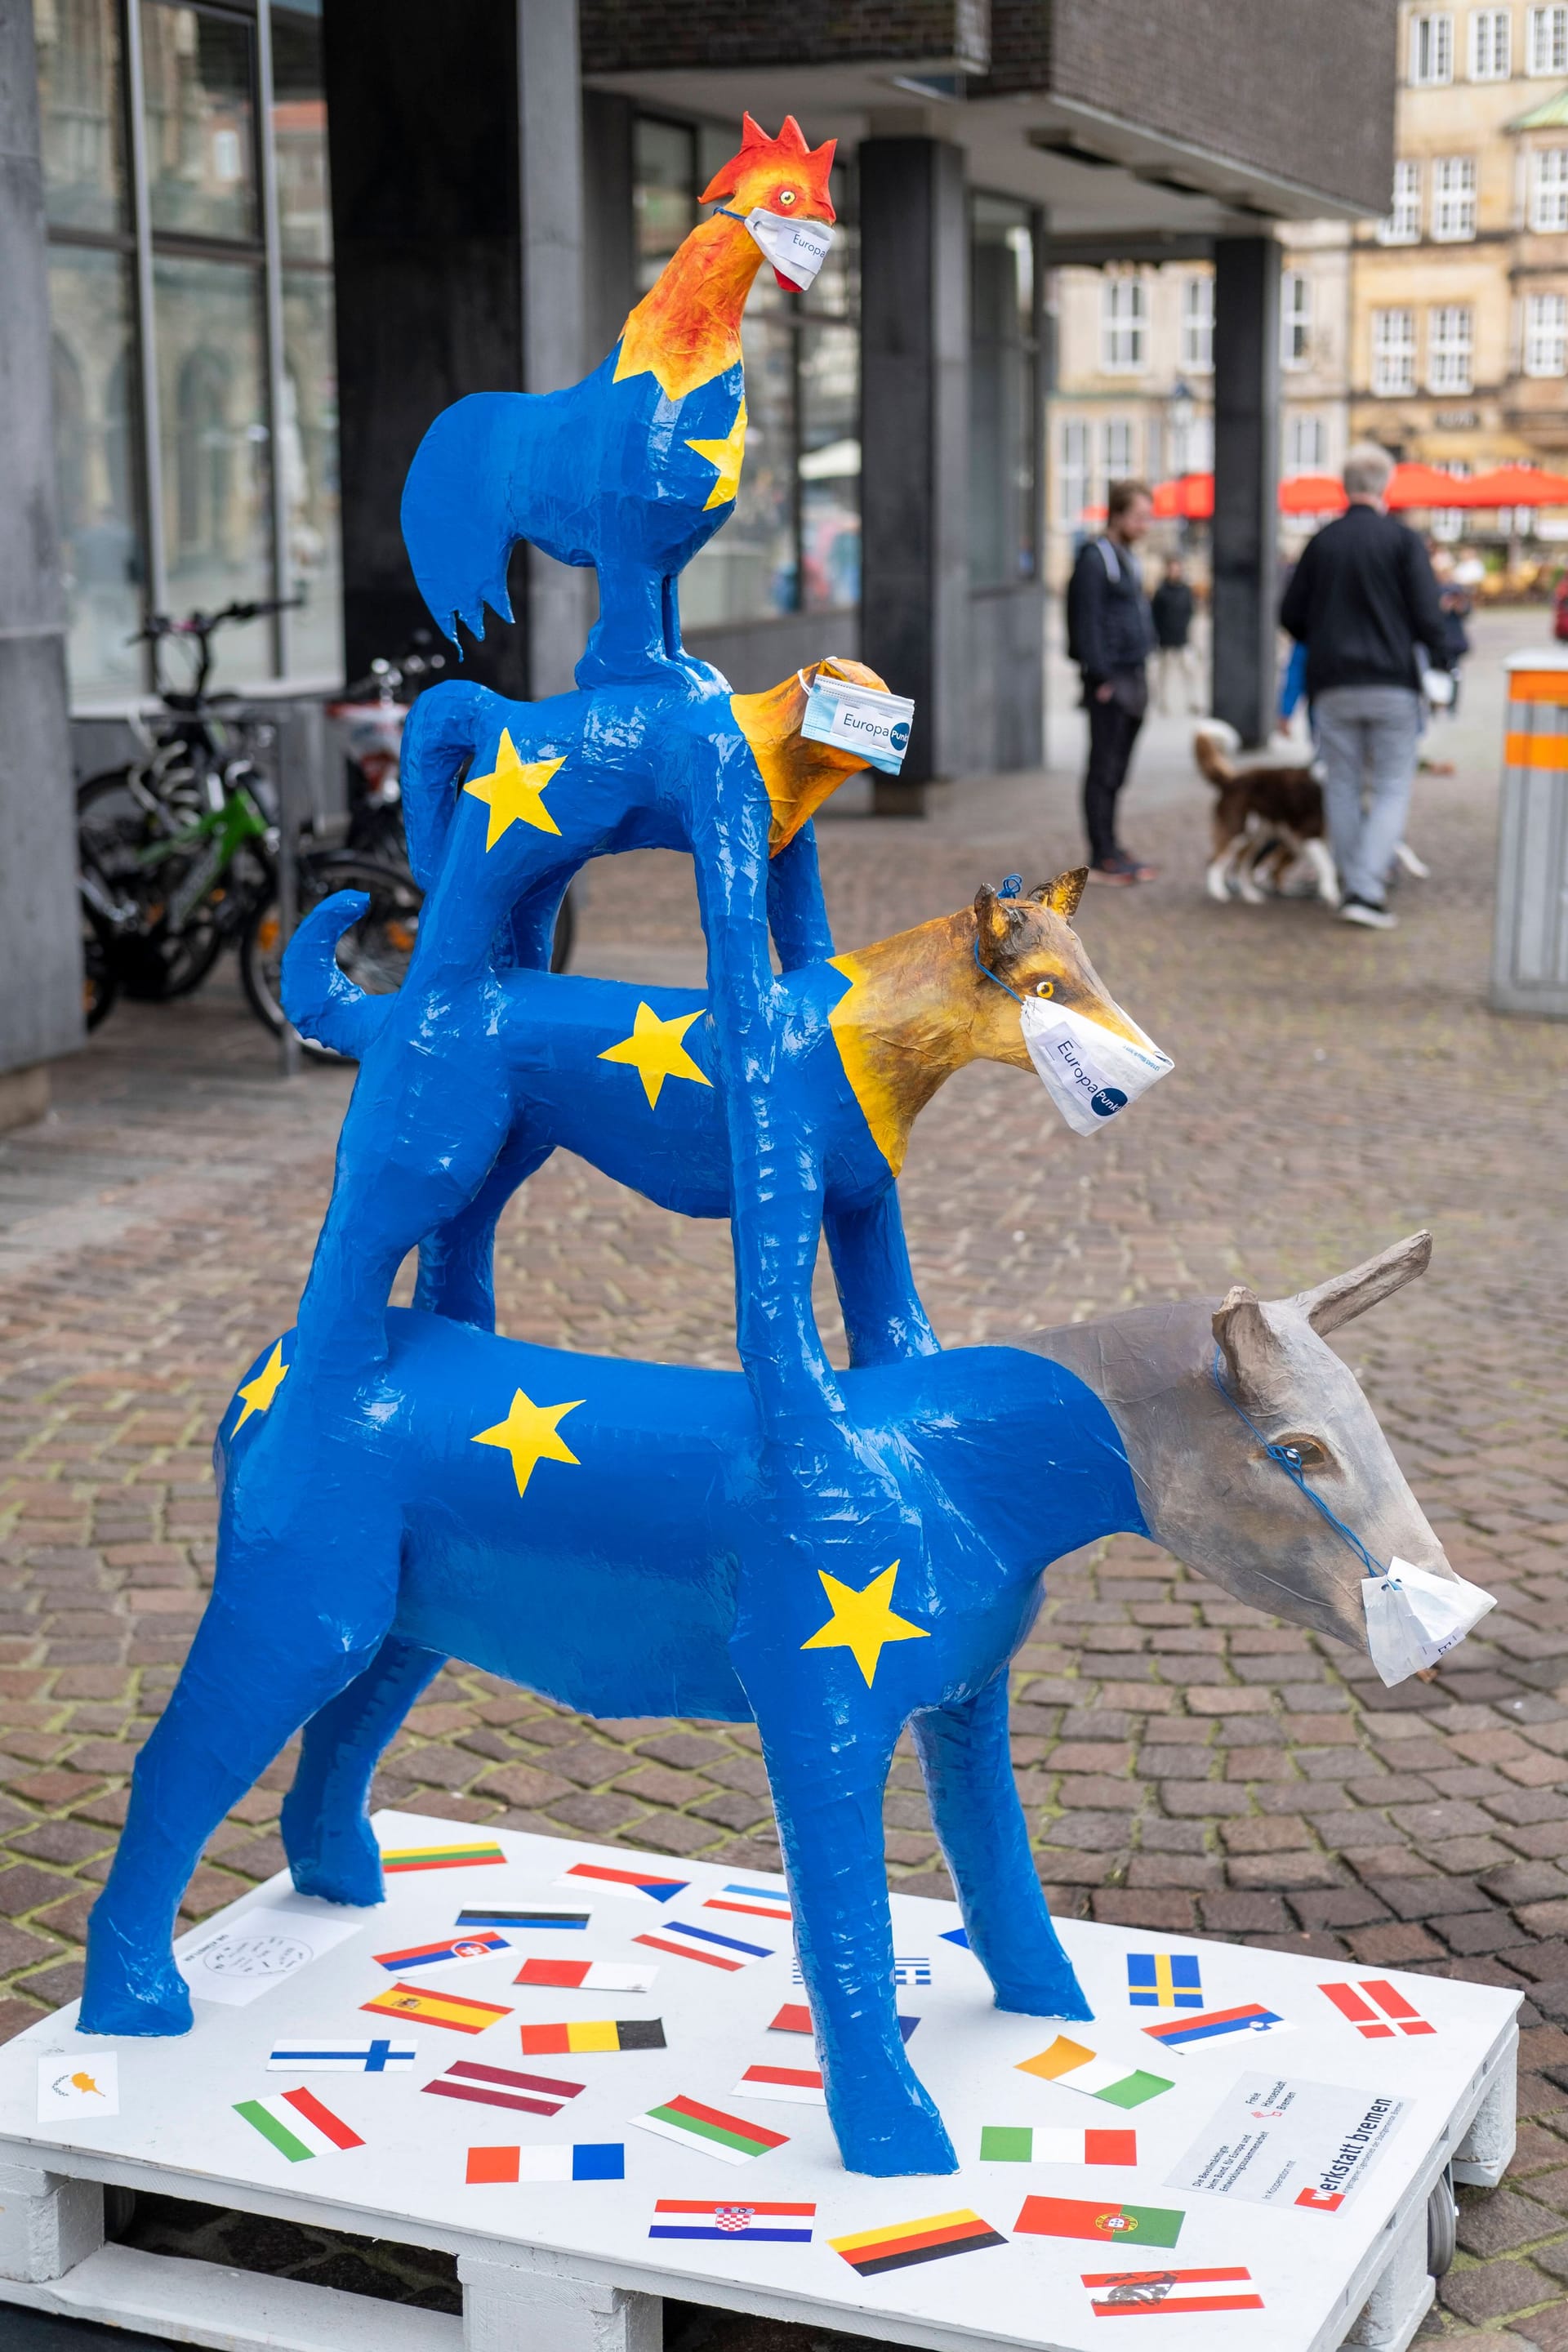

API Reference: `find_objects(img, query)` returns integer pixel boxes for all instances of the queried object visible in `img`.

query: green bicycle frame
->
[135,785,271,933]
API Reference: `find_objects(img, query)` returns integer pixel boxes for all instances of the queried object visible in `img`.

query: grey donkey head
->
[1031,1232,1449,1654]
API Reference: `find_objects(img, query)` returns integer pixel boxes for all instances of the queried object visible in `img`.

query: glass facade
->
[631,114,860,629]
[35,0,340,701]
[969,194,1040,589]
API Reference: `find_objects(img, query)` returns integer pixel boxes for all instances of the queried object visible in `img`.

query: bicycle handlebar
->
[128,597,303,648]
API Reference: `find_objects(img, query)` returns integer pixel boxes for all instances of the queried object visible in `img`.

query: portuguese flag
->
[1015,2193,1183,2249]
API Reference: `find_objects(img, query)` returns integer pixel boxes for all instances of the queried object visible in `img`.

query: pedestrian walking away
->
[1279,442,1451,929]
[1151,555,1200,714]
[1066,479,1160,884]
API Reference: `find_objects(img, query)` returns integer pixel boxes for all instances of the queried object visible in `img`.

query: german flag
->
[363,1980,512,2035]
[519,2019,666,2055]
[830,2209,1005,2278]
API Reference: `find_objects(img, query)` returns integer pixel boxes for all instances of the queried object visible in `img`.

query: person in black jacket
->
[1066,479,1159,883]
[1151,556,1199,713]
[1280,443,1451,929]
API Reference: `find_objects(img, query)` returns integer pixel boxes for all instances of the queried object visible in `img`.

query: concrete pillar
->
[325,0,586,698]
[859,133,970,812]
[0,0,83,1095]
[1211,235,1281,747]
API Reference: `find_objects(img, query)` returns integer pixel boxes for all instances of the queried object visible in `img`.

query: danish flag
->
[1319,1979,1435,2040]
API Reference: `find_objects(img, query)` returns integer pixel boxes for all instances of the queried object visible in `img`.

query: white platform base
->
[0,1815,1519,2352]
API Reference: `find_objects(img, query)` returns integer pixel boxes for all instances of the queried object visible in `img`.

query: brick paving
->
[2,614,1568,2342]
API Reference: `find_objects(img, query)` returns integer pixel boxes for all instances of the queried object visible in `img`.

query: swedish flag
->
[1126,1951,1203,2009]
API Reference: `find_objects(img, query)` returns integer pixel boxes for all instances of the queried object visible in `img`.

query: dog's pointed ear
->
[973,883,1011,947]
[1029,869,1087,920]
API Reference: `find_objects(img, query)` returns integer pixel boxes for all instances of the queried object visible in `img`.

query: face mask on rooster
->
[701,112,837,292]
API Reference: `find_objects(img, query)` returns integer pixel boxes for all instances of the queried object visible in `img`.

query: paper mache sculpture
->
[79,113,1493,2181]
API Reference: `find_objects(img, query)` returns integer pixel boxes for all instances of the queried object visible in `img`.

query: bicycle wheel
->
[77,767,225,1000]
[80,901,119,1032]
[238,856,422,1042]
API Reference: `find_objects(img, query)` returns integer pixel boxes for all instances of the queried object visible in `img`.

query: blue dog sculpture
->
[81,1232,1454,2176]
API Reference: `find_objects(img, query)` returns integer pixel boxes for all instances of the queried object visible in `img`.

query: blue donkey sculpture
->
[80,1230,1458,2176]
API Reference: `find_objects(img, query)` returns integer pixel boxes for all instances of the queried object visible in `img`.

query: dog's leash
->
[1209,1348,1383,1579]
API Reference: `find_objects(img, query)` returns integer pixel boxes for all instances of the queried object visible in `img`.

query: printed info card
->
[1166,2074,1407,2213]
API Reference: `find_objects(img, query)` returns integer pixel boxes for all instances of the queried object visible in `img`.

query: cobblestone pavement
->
[2,614,1568,2345]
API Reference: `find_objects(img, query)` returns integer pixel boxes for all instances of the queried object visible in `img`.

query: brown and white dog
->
[1195,719,1428,907]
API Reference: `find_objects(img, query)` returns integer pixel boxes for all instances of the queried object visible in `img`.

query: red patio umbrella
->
[1384,461,1471,510]
[1279,474,1346,514]
[1151,472,1214,521]
[1463,464,1568,506]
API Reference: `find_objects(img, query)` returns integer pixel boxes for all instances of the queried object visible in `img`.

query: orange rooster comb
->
[701,112,837,216]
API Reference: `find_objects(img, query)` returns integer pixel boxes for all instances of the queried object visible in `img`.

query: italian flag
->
[234,2087,363,2163]
[980,2125,1137,2165]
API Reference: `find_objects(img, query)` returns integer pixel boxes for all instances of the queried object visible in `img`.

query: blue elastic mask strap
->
[973,877,1029,1004]
[713,207,746,223]
[1210,1348,1384,1579]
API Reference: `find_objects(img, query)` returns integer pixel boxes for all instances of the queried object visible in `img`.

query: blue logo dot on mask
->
[889,721,910,752]
[1090,1087,1128,1118]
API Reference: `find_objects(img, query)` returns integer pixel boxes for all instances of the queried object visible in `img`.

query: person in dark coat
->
[1151,556,1200,713]
[1066,479,1159,884]
[1280,443,1451,929]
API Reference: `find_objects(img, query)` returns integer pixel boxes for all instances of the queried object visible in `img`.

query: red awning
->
[1384,461,1471,510]
[1463,464,1568,506]
[1151,473,1214,520]
[1279,474,1346,515]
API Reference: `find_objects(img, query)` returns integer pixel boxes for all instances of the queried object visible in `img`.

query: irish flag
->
[234,2087,363,2164]
[634,2095,788,2164]
[980,2126,1137,2166]
[1018,2038,1172,2109]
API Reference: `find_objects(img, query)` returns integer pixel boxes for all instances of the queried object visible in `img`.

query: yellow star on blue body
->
[598,1002,712,1109]
[233,1339,288,1432]
[472,1388,584,1499]
[462,730,567,849]
[686,395,747,510]
[800,1561,930,1689]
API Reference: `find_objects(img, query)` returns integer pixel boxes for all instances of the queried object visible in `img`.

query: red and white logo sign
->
[1295,2185,1345,2212]
[1319,1980,1434,2040]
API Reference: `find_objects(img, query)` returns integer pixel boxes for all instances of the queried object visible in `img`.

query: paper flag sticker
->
[363,1981,512,2036]
[234,2087,363,2163]
[635,2095,789,2164]
[1081,2265,1263,2318]
[38,2054,118,2123]
[734,2062,824,2106]
[1141,2004,1290,2052]
[981,2126,1136,2166]
[457,1908,587,1931]
[830,2209,1006,2277]
[1018,2038,1173,2109]
[381,1841,506,1873]
[267,2038,416,2074]
[514,1958,657,1993]
[555,1862,687,1906]
[423,2060,584,2117]
[1320,1980,1435,2039]
[1127,1952,1203,2010]
[702,1883,791,1922]
[519,2018,666,2055]
[635,1919,773,1971]
[1016,2193,1183,2249]
[768,2002,919,2043]
[372,1932,509,1973]
[941,1927,970,1950]
[652,2198,816,2243]
[467,2143,624,2183]
[791,1954,930,1987]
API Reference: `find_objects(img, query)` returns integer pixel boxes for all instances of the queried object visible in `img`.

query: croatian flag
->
[650,2198,815,2243]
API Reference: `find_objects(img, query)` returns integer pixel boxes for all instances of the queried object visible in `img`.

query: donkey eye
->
[1273,1433,1327,1470]
[1035,979,1054,998]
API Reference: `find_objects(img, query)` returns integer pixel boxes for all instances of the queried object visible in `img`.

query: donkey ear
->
[1030,869,1087,920]
[1293,1231,1432,1335]
[973,883,1010,946]
[1213,1285,1287,1397]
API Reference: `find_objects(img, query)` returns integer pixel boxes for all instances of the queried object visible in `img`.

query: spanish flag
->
[363,1980,512,2035]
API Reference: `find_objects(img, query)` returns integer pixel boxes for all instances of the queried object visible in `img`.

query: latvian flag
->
[467,2143,624,2183]
[555,1862,688,1906]
[372,1931,510,1973]
[651,2198,815,2243]
[381,1840,506,1873]
[635,2095,788,2164]
[702,1882,792,1923]
[981,2126,1137,2167]
[1018,2038,1172,2110]
[733,2061,823,2107]
[234,2087,363,2164]
[267,2037,416,2074]
[634,1918,773,1971]
[363,1981,511,2035]
[1081,2265,1263,2319]
[1015,2194,1183,2250]
[830,2209,1005,2278]
[768,2002,919,2045]
[422,2059,584,2117]
[1320,1979,1434,2039]
[1142,2003,1287,2052]
[519,2018,666,2055]
[458,1907,588,1932]
[514,1958,657,1993]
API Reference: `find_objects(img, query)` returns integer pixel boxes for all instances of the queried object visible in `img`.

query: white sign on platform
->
[1167,2073,1409,2213]
[177,1901,363,2008]
[36,2051,118,2122]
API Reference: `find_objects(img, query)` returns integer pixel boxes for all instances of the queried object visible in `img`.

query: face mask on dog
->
[1361,1557,1495,1688]
[742,207,834,292]
[1019,996,1174,1137]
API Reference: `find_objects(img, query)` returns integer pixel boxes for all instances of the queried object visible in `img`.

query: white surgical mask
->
[1361,1557,1495,1687]
[742,206,834,292]
[800,674,914,774]
[1019,996,1173,1137]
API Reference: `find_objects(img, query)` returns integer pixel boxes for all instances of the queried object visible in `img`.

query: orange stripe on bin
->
[1505,731,1568,769]
[1508,672,1568,704]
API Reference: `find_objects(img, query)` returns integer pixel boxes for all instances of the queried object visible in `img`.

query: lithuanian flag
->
[519,2018,666,2055]
[381,1840,506,1873]
[830,2209,1005,2278]
[363,1980,512,2034]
